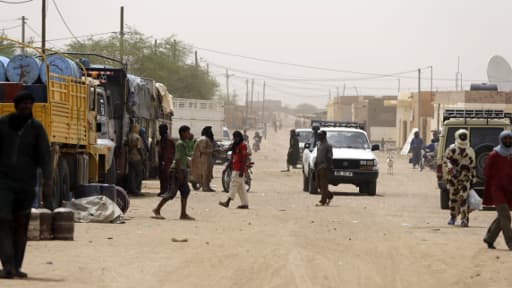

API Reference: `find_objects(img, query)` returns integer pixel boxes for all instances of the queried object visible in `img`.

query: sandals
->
[237,205,249,209]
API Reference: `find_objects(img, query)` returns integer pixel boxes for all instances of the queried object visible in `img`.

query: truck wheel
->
[58,159,71,203]
[302,172,308,192]
[105,160,116,185]
[440,188,450,209]
[366,181,377,196]
[50,167,61,210]
[308,169,318,194]
[114,185,130,213]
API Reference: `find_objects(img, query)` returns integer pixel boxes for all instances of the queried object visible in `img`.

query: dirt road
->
[2,125,512,288]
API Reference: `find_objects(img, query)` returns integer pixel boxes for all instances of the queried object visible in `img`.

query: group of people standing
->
[151,125,251,220]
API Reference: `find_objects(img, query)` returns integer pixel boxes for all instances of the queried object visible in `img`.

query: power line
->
[51,0,81,44]
[0,18,19,23]
[0,0,33,4]
[1,24,21,31]
[195,45,419,78]
[26,22,41,37]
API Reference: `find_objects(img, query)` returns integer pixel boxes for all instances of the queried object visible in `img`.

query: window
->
[470,128,503,148]
[325,131,369,149]
[296,130,313,143]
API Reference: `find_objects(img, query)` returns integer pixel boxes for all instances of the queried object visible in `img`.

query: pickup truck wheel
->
[308,169,318,194]
[58,159,71,202]
[440,188,449,209]
[366,181,377,196]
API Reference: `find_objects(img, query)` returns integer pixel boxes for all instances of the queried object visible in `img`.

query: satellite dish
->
[487,55,512,91]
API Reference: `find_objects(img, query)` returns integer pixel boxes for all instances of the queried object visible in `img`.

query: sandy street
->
[2,126,512,288]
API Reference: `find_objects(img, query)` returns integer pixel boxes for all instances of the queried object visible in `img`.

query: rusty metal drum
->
[52,207,74,240]
[39,208,53,240]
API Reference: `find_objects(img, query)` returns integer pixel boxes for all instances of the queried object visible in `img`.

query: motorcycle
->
[222,151,254,193]
[419,147,437,171]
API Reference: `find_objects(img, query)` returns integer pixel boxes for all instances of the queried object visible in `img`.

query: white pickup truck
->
[302,121,380,195]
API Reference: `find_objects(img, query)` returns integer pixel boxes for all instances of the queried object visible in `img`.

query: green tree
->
[0,32,16,57]
[66,28,218,100]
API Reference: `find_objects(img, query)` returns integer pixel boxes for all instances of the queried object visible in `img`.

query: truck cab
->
[302,120,380,196]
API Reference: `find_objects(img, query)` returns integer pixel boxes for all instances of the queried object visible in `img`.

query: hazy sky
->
[2,0,512,107]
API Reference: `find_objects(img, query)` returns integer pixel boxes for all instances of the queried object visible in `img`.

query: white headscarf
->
[494,130,512,157]
[455,129,469,148]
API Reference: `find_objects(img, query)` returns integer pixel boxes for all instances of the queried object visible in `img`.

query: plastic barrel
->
[6,54,41,84]
[0,56,8,82]
[40,54,81,83]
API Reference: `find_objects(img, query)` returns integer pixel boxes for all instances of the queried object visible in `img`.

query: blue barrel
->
[6,55,41,84]
[0,56,8,82]
[40,55,81,83]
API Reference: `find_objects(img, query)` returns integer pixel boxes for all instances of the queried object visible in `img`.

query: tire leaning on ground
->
[114,185,130,213]
[222,167,232,192]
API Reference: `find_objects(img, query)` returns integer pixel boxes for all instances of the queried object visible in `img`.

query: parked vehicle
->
[302,120,380,196]
[0,39,114,208]
[221,151,253,193]
[419,147,437,171]
[436,109,511,209]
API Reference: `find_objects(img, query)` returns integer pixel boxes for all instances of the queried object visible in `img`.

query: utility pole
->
[245,79,249,128]
[21,16,26,53]
[343,84,346,96]
[206,64,209,75]
[336,86,340,97]
[397,78,401,93]
[41,0,46,54]
[172,39,177,61]
[120,6,125,69]
[225,69,231,102]
[262,81,266,125]
[194,50,199,69]
[417,68,421,133]
[250,79,254,115]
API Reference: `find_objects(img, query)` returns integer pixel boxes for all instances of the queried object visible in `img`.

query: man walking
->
[483,131,512,249]
[127,123,145,196]
[284,129,300,171]
[315,130,333,206]
[443,129,476,227]
[191,126,215,192]
[157,124,175,197]
[219,131,249,209]
[0,91,52,279]
[409,131,423,169]
[152,125,195,220]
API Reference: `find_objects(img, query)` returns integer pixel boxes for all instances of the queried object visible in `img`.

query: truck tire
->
[50,167,61,210]
[114,186,130,213]
[440,188,450,210]
[475,144,494,182]
[366,181,377,196]
[308,169,318,194]
[358,181,376,196]
[58,159,71,202]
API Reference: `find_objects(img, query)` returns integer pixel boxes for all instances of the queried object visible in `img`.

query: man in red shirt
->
[157,124,175,197]
[483,130,512,250]
[219,131,249,209]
